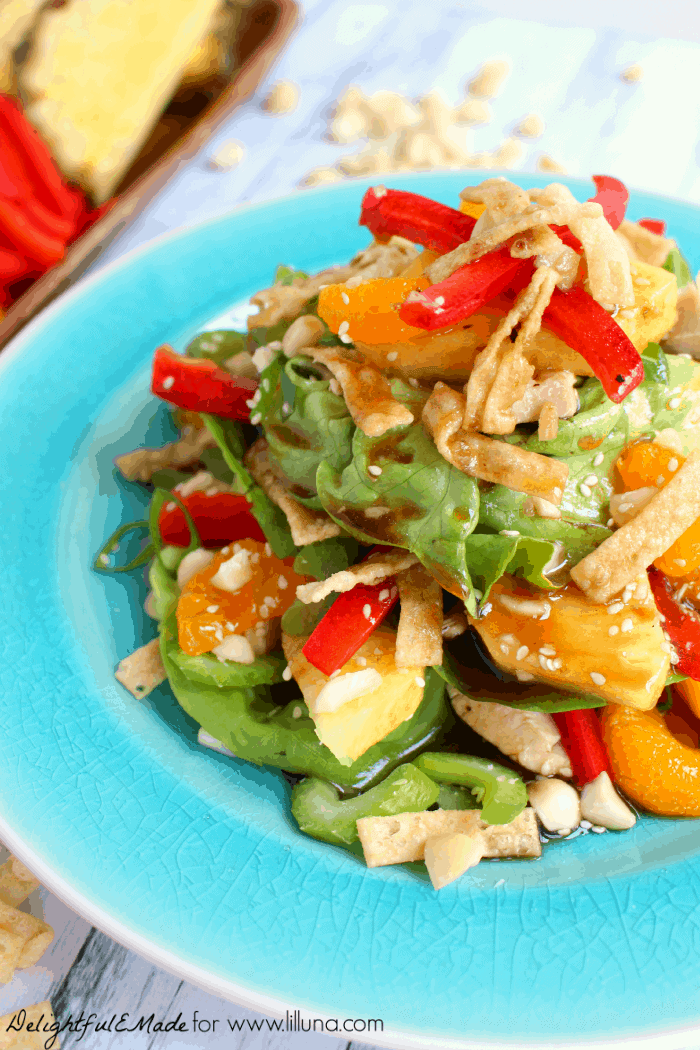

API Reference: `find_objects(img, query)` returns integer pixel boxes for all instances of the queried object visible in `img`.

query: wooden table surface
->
[5,0,700,1047]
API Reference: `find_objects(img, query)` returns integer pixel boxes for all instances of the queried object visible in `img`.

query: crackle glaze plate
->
[2,173,700,1050]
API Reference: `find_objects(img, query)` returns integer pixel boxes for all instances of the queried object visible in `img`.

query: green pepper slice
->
[413,752,527,825]
[291,763,439,845]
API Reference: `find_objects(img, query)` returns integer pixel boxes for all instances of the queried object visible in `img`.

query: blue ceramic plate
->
[2,173,700,1050]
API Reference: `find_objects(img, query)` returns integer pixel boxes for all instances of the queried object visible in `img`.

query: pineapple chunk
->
[615,260,678,351]
[282,626,425,764]
[472,575,669,710]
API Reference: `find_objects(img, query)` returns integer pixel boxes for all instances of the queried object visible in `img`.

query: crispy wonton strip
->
[423,382,568,504]
[0,900,53,974]
[571,450,700,602]
[0,856,40,910]
[307,346,413,437]
[460,178,530,223]
[478,267,559,434]
[395,563,443,668]
[531,183,634,307]
[296,549,418,604]
[617,219,675,269]
[0,1001,59,1049]
[244,438,341,546]
[427,195,600,283]
[356,807,541,867]
[114,425,216,482]
[114,639,167,699]
[509,224,580,289]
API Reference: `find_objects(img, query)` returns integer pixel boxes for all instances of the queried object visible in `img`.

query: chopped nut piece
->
[467,59,510,99]
[115,639,166,698]
[620,64,643,83]
[208,139,244,170]
[424,832,485,889]
[514,113,545,139]
[537,154,567,174]
[262,79,299,115]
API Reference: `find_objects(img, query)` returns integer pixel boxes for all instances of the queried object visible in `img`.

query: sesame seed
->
[356,656,367,666]
[607,518,614,528]
[500,529,520,537]
[668,458,679,472]
[374,647,382,656]
[162,375,175,390]
[362,604,372,619]
[339,333,352,344]
[516,645,529,661]
[657,474,666,487]
[551,658,562,670]
[99,553,110,565]
[368,465,382,476]
[590,672,606,686]
[583,474,598,487]
[434,296,445,306]
[268,341,282,350]
[579,483,592,498]
[387,351,398,362]
[670,398,681,409]
[539,646,556,656]
[496,775,506,783]
[608,602,624,615]
[618,502,632,513]
[250,413,262,425]
[579,819,593,830]
[609,625,619,636]
[292,705,302,718]
[206,605,219,613]
[338,320,349,335]
[265,543,271,556]
[282,401,291,414]
[593,453,605,467]
[621,618,633,632]
[538,655,549,671]
[341,292,350,305]
[282,666,292,681]
[166,501,176,512]
[590,825,606,834]
[674,559,687,567]
[415,676,426,688]
[379,589,390,602]
[225,622,237,631]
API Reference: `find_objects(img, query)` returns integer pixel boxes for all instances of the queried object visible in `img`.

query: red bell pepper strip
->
[552,709,613,787]
[151,345,257,421]
[399,248,532,331]
[542,285,644,403]
[158,490,266,548]
[359,186,477,253]
[638,218,666,236]
[0,94,83,222]
[648,567,700,681]
[588,175,628,230]
[302,548,401,675]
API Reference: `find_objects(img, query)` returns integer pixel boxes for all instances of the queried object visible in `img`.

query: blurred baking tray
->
[0,0,299,351]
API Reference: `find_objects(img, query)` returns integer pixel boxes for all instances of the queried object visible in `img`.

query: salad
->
[99,176,700,891]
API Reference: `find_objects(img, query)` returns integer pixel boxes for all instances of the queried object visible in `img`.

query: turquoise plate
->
[2,173,700,1050]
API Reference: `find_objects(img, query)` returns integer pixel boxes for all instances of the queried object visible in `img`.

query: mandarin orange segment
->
[655,520,700,577]
[176,538,307,656]
[615,440,682,490]
[459,200,486,220]
[600,702,700,816]
[317,277,430,345]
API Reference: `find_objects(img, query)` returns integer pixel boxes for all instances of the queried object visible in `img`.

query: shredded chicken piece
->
[509,370,578,424]
[449,686,572,777]
[423,382,568,504]
[306,345,413,437]
[244,438,341,546]
[395,562,443,668]
[296,549,417,604]
[538,402,559,441]
[114,424,216,482]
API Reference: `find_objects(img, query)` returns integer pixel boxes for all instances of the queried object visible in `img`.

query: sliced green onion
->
[93,520,153,573]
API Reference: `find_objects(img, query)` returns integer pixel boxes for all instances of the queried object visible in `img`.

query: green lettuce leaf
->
[663,247,693,290]
[202,414,296,558]
[261,354,356,509]
[293,536,360,579]
[185,329,247,367]
[169,646,286,689]
[316,415,480,611]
